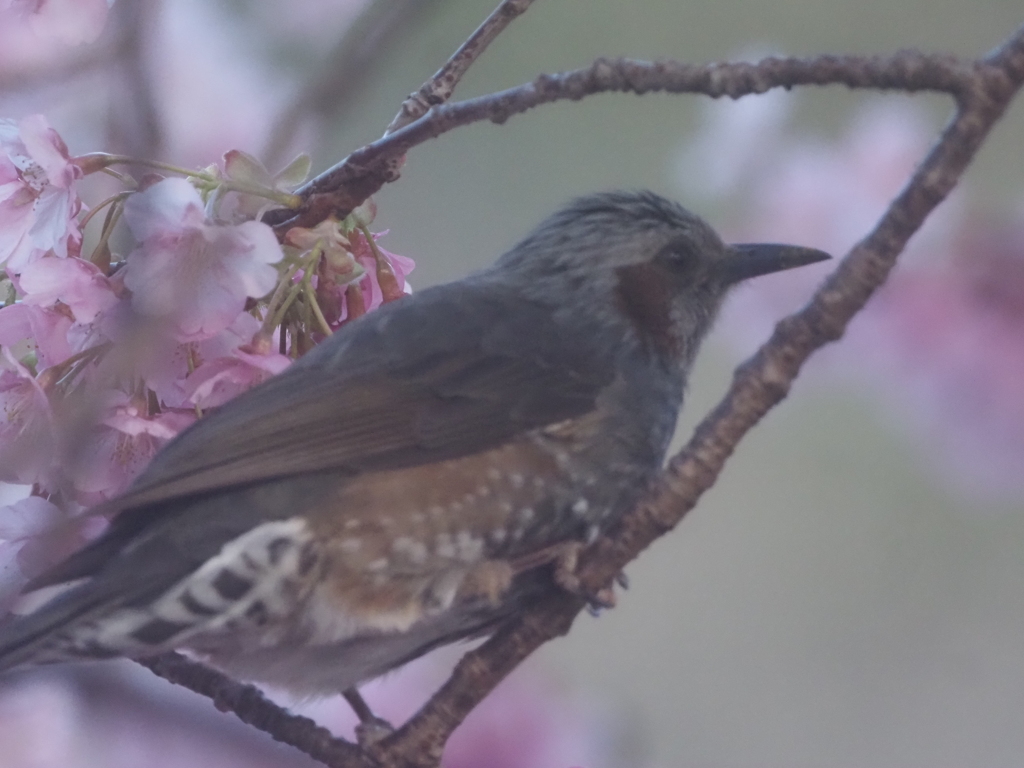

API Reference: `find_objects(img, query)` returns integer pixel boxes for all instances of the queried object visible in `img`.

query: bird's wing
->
[122,282,611,507]
[24,282,614,590]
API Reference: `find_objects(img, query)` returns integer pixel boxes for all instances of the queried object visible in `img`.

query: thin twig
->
[263,49,978,231]
[272,0,539,225]
[385,0,538,134]
[262,0,443,169]
[138,653,364,767]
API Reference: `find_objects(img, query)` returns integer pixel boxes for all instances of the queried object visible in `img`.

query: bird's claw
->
[355,716,395,749]
[552,542,619,614]
[342,687,394,749]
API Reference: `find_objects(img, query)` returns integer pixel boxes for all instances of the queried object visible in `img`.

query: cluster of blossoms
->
[679,97,1024,500]
[0,115,413,608]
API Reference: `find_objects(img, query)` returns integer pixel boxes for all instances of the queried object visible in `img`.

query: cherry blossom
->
[0,302,73,368]
[0,115,84,272]
[18,256,119,324]
[0,496,60,609]
[283,219,413,329]
[295,655,609,768]
[69,392,196,506]
[679,97,1023,498]
[340,232,415,321]
[0,0,108,48]
[861,217,1024,498]
[122,177,284,343]
[184,347,291,410]
[142,312,278,410]
[0,0,108,72]
[0,495,107,613]
[0,351,57,488]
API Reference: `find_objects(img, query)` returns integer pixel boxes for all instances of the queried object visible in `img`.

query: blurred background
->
[2,0,1024,765]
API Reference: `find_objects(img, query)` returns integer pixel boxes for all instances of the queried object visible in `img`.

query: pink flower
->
[0,495,61,612]
[0,0,108,49]
[0,495,104,614]
[122,178,284,342]
[338,232,415,322]
[18,256,119,324]
[0,351,57,488]
[137,311,245,409]
[70,392,196,505]
[183,349,291,411]
[744,102,939,254]
[296,656,604,768]
[0,302,73,368]
[858,218,1024,498]
[367,242,416,303]
[0,0,108,73]
[0,115,84,272]
[443,672,596,768]
[681,98,1024,499]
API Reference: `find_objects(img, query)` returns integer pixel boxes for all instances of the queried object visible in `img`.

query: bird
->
[0,190,829,702]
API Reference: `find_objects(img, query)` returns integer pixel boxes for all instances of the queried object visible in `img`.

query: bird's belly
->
[187,575,509,697]
[189,625,436,697]
[184,425,656,695]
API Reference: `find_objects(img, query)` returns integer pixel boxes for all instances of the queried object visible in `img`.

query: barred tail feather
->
[0,583,116,672]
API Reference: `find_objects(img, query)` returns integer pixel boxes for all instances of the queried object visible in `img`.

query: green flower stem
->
[296,246,332,341]
[48,343,112,391]
[80,191,132,231]
[303,281,333,337]
[269,280,305,332]
[360,224,384,261]
[359,224,401,302]
[75,154,302,209]
[221,180,302,208]
[99,167,134,185]
[268,246,322,332]
[260,262,302,335]
[90,200,125,274]
[76,154,219,182]
[186,345,203,418]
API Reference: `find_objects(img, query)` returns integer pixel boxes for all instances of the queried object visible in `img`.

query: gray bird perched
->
[0,191,828,701]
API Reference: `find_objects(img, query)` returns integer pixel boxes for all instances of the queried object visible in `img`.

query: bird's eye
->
[657,240,698,275]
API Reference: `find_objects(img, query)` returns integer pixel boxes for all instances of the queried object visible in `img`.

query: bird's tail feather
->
[0,583,112,673]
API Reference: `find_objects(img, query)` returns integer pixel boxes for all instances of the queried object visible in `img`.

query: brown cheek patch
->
[614,262,681,357]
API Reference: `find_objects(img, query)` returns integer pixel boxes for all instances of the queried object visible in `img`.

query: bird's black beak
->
[719,243,831,284]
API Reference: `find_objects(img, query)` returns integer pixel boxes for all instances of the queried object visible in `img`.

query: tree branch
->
[385,0,538,134]
[264,47,980,231]
[138,652,364,767]
[213,20,1024,768]
[262,0,444,169]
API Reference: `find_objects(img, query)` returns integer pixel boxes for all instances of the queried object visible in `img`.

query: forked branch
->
[149,9,1024,768]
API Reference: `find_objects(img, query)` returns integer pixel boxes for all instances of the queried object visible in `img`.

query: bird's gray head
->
[492,190,829,363]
